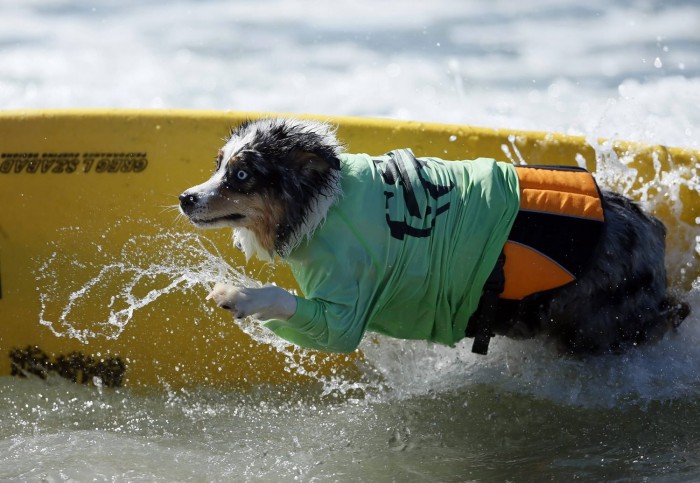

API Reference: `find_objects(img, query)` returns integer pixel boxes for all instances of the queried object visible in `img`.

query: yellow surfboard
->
[1,109,698,389]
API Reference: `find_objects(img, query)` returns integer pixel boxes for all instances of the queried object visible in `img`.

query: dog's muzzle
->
[178,190,246,227]
[179,191,200,213]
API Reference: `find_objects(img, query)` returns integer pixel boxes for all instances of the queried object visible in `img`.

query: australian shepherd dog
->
[179,117,690,355]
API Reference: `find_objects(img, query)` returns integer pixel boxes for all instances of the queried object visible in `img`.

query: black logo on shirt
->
[372,150,454,240]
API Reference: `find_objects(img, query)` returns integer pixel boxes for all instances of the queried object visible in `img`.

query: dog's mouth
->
[189,213,246,226]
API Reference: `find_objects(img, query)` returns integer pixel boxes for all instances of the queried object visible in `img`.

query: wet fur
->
[491,191,690,353]
[181,118,690,354]
[179,118,342,261]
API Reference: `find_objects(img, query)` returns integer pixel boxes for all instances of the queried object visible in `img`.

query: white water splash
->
[589,137,700,287]
[34,223,373,395]
[37,228,240,342]
[360,285,700,408]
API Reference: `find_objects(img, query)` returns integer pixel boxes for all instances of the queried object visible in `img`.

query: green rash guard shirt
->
[264,149,521,353]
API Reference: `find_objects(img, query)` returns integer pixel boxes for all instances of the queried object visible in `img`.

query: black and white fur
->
[179,118,690,355]
[490,190,690,353]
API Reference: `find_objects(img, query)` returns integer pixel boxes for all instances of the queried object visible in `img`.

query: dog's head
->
[179,118,343,260]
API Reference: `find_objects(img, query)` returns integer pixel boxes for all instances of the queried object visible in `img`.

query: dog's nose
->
[179,191,199,210]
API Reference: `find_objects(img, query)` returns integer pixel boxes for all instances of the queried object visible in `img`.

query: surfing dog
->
[179,118,690,355]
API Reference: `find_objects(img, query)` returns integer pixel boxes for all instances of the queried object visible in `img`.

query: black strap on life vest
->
[466,252,506,355]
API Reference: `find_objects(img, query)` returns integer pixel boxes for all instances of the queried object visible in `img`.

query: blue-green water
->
[3,330,700,480]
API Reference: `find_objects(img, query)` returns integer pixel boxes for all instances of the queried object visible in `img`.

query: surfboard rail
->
[1,109,698,388]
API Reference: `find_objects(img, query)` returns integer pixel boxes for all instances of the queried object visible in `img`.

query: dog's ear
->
[293,150,341,173]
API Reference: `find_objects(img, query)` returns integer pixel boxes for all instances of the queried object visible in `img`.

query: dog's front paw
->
[206,283,243,316]
[206,283,296,321]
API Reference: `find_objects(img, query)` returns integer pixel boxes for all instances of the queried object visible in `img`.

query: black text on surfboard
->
[0,152,148,174]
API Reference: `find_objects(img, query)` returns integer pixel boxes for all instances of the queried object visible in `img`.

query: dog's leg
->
[207,282,297,321]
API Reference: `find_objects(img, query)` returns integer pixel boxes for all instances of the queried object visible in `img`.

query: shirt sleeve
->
[262,236,374,353]
[264,293,365,353]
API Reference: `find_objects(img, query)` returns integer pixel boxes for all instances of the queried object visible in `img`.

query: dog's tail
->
[639,294,691,346]
[661,294,691,330]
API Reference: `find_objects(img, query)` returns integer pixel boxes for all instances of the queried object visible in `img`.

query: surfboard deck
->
[1,109,698,389]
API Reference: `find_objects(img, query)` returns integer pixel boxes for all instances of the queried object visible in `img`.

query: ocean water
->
[1,0,700,481]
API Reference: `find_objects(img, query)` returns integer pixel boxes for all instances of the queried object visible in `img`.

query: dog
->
[179,117,690,355]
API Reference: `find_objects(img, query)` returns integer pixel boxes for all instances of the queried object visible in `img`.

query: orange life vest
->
[467,165,605,354]
[501,165,605,300]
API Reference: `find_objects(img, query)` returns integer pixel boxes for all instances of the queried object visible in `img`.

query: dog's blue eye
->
[237,170,248,180]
